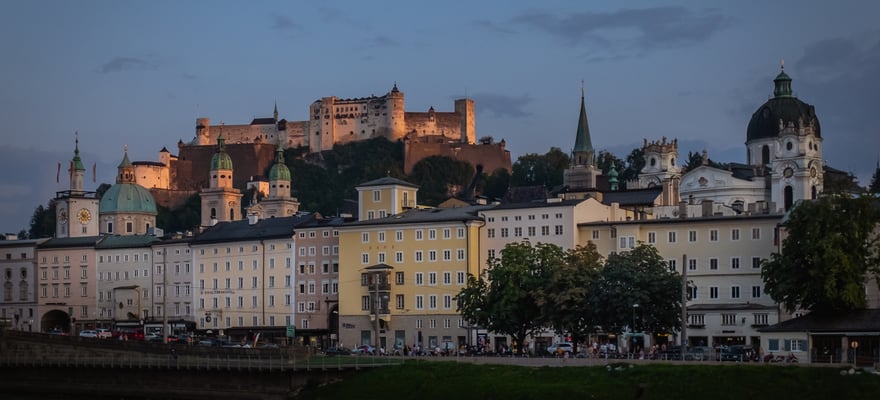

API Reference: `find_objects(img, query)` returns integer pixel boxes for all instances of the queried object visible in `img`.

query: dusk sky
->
[1,0,878,234]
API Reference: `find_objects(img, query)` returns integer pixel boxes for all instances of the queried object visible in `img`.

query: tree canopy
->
[510,148,570,190]
[762,194,880,313]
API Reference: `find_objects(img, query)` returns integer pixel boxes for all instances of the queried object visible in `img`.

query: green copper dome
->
[99,183,158,214]
[210,135,234,171]
[72,132,85,171]
[268,148,290,181]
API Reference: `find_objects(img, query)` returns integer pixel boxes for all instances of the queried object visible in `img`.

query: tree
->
[592,245,682,336]
[762,195,880,313]
[681,151,726,173]
[481,168,510,201]
[870,163,880,194]
[156,194,201,233]
[510,148,569,190]
[536,243,603,354]
[407,156,474,205]
[457,242,556,355]
[28,200,56,239]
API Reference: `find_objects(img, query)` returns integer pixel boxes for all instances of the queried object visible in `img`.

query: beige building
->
[95,235,159,331]
[0,238,46,332]
[190,215,314,339]
[580,212,783,350]
[152,237,196,335]
[36,236,101,334]
[337,178,488,351]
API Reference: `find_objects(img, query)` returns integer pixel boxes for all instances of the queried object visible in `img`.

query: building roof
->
[342,205,492,227]
[578,211,782,227]
[251,117,276,125]
[95,234,159,249]
[600,187,663,206]
[357,176,419,189]
[572,91,593,155]
[210,135,234,171]
[760,309,880,333]
[192,214,317,245]
[268,148,291,182]
[364,263,394,271]
[38,236,104,249]
[0,238,49,247]
[100,183,158,214]
[485,198,585,211]
[688,303,777,311]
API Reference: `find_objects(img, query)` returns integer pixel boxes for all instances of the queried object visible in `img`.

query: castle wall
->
[404,137,511,175]
[404,111,463,137]
[132,162,169,189]
[175,143,277,195]
[149,189,199,210]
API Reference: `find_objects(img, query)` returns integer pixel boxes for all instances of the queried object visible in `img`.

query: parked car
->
[325,347,351,356]
[79,329,98,338]
[198,338,219,347]
[48,328,66,335]
[546,343,574,356]
[145,333,164,343]
[352,345,376,355]
[96,328,112,339]
[718,345,757,362]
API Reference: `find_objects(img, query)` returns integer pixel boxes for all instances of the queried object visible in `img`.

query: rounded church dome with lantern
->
[99,147,158,235]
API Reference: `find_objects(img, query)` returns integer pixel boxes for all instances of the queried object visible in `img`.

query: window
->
[415,251,423,262]
[527,226,535,236]
[428,272,437,286]
[456,249,465,260]
[442,272,451,285]
[619,236,635,249]
[362,232,369,243]
[709,286,718,299]
[395,230,403,241]
[752,285,762,298]
[415,295,424,310]
[415,272,424,286]
[378,252,386,263]
[428,250,437,262]
[554,225,563,235]
[456,271,465,285]
[709,258,718,270]
[768,339,780,352]
[457,228,465,238]
[787,339,806,352]
[395,251,404,263]
[709,229,718,242]
[541,226,549,235]
[396,294,404,309]
[751,228,761,240]
[378,231,385,242]
[415,230,423,240]
[428,295,437,309]
[592,230,600,240]
[500,228,508,238]
[443,228,451,239]
[731,286,740,299]
[731,257,740,270]
[443,295,452,309]
[442,250,451,261]
[395,272,404,285]
[487,229,495,238]
[361,253,369,264]
[647,232,656,244]
[752,257,762,269]
[688,258,697,271]
[667,231,677,243]
[514,227,522,237]
[688,230,697,242]
[362,296,370,310]
[731,228,740,241]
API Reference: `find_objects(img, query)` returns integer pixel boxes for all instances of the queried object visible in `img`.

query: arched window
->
[210,208,217,219]
[811,185,817,199]
[230,208,235,220]
[761,145,770,166]
[126,222,133,233]
[784,186,793,211]
[107,222,113,233]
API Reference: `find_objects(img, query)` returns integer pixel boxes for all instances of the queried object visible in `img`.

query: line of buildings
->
[2,66,876,360]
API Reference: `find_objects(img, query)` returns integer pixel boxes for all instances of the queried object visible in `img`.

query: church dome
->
[211,135,234,170]
[268,149,290,181]
[100,183,157,214]
[746,67,820,142]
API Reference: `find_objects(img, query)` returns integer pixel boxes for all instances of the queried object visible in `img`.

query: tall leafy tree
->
[870,163,880,194]
[762,194,880,313]
[510,148,569,190]
[481,168,510,201]
[28,200,56,239]
[537,243,603,354]
[407,156,474,205]
[457,242,556,355]
[592,245,682,335]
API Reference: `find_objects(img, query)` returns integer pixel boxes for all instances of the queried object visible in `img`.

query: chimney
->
[678,201,688,219]
[248,214,260,225]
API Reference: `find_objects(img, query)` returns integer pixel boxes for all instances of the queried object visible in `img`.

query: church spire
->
[273,100,278,123]
[116,145,136,184]
[572,81,595,166]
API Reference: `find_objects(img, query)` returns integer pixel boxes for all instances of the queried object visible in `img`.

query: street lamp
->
[632,304,639,333]
[632,303,639,357]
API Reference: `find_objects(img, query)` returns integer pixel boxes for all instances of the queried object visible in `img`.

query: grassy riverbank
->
[297,360,880,400]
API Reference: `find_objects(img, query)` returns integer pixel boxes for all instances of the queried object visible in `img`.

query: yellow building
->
[337,177,488,352]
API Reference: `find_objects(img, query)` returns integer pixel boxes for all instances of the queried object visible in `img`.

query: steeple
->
[116,145,136,184]
[773,59,793,98]
[572,81,595,167]
[273,100,279,123]
[70,131,86,191]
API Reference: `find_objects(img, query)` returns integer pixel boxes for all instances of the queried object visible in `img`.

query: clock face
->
[58,209,68,225]
[77,209,91,224]
[783,167,793,178]
[810,167,817,178]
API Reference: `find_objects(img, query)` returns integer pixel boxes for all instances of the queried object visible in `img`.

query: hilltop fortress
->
[133,84,510,207]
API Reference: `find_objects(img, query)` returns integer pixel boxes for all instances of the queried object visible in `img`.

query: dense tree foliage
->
[592,245,682,335]
[481,168,510,201]
[408,156,474,205]
[27,200,56,239]
[870,164,880,194]
[681,151,726,173]
[510,148,570,190]
[536,243,603,354]
[762,194,880,313]
[457,242,557,355]
[156,194,201,234]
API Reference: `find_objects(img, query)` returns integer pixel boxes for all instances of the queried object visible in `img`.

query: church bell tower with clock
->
[56,133,100,238]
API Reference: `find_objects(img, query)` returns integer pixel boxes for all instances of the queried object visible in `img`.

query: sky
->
[1,0,878,234]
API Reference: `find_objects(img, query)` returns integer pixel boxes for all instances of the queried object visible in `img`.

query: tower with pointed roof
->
[638,137,681,206]
[563,84,602,193]
[99,146,158,235]
[55,133,100,238]
[247,147,300,219]
[746,62,823,211]
[200,133,243,227]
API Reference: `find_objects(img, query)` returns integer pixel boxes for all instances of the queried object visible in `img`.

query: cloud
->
[470,93,533,118]
[511,7,730,50]
[272,15,302,31]
[317,6,370,30]
[473,19,515,34]
[100,57,157,73]
[371,35,399,48]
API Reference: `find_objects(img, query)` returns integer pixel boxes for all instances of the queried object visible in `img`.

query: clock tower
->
[56,133,99,238]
